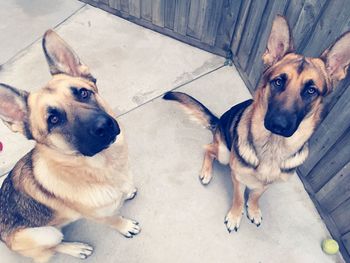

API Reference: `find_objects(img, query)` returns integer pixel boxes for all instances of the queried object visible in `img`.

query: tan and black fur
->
[163,15,350,232]
[0,30,140,262]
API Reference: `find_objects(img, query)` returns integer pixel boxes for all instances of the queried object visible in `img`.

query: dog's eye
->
[271,77,285,89]
[47,108,66,132]
[79,88,90,100]
[48,114,60,125]
[302,84,319,101]
[306,87,316,95]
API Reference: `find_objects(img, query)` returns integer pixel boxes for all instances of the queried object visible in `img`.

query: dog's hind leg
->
[200,143,217,185]
[8,226,60,263]
[55,242,93,259]
[8,226,93,262]
[246,186,267,227]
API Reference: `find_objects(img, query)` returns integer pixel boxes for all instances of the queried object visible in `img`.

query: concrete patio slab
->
[0,4,224,175]
[0,2,344,263]
[0,0,85,65]
[0,65,343,263]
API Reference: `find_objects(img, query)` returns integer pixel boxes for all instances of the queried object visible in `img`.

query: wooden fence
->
[80,0,350,260]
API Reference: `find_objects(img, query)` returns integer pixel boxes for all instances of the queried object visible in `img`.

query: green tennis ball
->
[322,239,339,255]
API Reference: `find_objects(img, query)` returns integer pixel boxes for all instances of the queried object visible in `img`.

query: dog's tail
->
[163,91,219,131]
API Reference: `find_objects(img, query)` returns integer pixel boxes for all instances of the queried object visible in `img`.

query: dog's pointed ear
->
[321,31,350,84]
[262,15,294,67]
[42,30,96,83]
[0,83,31,137]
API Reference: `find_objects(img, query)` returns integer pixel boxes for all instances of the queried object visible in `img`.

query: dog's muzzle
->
[74,112,120,156]
[90,114,120,142]
[264,110,298,137]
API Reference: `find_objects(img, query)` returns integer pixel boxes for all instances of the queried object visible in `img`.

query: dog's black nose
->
[264,112,297,137]
[270,115,289,133]
[90,115,120,138]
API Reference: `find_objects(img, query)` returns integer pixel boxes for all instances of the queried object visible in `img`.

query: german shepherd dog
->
[163,15,350,233]
[0,30,140,262]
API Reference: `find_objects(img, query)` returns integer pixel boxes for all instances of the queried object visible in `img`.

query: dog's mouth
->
[79,132,118,157]
[265,123,296,137]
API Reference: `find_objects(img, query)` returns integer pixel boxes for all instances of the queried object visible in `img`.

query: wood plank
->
[299,83,350,177]
[302,0,350,57]
[236,0,268,71]
[230,0,252,56]
[214,0,242,52]
[99,0,109,5]
[316,161,350,213]
[109,0,121,9]
[246,0,288,88]
[321,76,350,119]
[141,0,152,21]
[285,0,305,29]
[341,231,350,257]
[174,0,191,36]
[201,0,224,46]
[292,0,327,52]
[129,0,140,18]
[120,0,129,12]
[152,0,165,27]
[186,0,208,40]
[79,0,226,56]
[164,0,176,29]
[298,171,350,262]
[331,197,350,235]
[231,53,255,93]
[307,130,350,192]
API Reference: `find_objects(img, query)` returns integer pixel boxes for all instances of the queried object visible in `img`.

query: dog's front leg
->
[95,215,141,238]
[224,174,246,232]
[246,186,267,227]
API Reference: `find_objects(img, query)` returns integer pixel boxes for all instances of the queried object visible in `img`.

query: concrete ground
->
[0,2,344,263]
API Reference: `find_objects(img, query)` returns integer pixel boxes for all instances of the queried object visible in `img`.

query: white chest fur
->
[34,136,133,215]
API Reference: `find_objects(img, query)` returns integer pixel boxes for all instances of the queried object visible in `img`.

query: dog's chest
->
[35,143,132,215]
[254,138,291,183]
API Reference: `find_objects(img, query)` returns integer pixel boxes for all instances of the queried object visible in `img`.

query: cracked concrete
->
[0,1,344,263]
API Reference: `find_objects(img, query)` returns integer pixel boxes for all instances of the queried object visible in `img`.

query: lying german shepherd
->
[164,15,350,232]
[0,30,140,262]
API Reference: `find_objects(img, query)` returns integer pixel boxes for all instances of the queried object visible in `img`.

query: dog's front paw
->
[118,217,141,238]
[224,209,244,233]
[247,205,262,227]
[125,188,138,201]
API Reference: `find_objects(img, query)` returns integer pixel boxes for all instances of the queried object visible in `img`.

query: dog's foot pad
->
[224,210,243,233]
[247,206,263,227]
[118,218,141,238]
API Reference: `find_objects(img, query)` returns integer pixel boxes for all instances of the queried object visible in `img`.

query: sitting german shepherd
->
[164,15,350,232]
[0,30,140,262]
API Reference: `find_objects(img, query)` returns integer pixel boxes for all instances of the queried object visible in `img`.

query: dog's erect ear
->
[321,31,350,84]
[262,15,294,67]
[0,84,31,137]
[42,30,96,82]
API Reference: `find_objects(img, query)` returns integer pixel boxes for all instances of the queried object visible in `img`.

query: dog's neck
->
[251,94,317,152]
[235,99,318,173]
[31,135,129,208]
